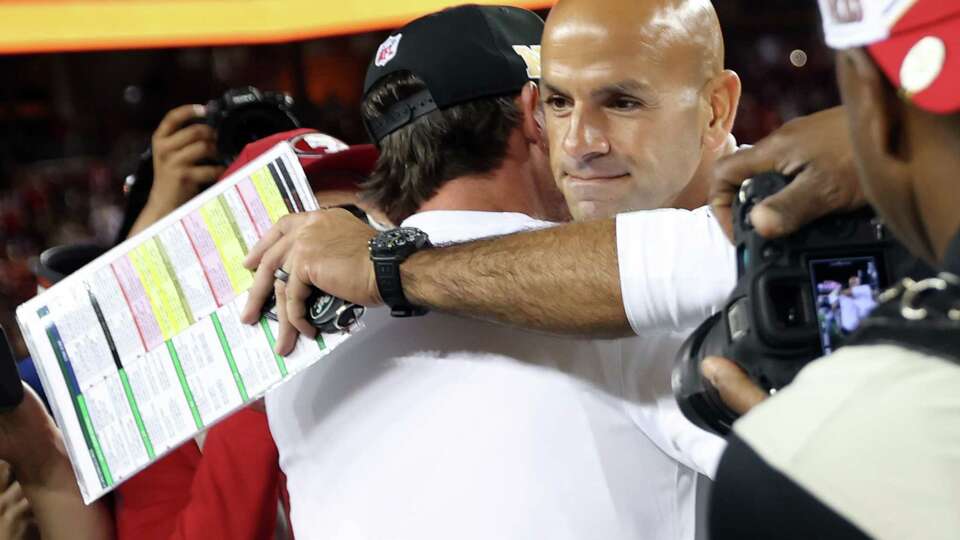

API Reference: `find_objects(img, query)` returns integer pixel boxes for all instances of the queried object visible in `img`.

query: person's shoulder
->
[745,342,959,415]
[731,342,960,539]
[725,273,960,539]
[735,341,960,479]
[401,211,554,243]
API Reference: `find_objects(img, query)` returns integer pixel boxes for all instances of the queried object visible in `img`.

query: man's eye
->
[546,96,571,111]
[610,98,642,111]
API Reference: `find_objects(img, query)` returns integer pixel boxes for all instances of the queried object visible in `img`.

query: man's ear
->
[703,69,741,151]
[839,48,908,164]
[520,82,547,151]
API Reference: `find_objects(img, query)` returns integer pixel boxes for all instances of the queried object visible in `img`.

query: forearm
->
[16,434,114,540]
[127,195,190,238]
[403,218,632,337]
[127,204,166,238]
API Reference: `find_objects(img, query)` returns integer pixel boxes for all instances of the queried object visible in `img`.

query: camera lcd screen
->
[809,256,884,354]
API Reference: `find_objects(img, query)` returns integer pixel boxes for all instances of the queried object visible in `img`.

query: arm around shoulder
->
[403,217,632,337]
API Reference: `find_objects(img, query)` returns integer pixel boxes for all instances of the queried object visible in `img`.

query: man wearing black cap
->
[357,2,568,227]
[255,5,718,539]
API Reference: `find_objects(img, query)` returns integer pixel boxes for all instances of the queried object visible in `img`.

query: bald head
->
[535,0,740,220]
[545,0,724,84]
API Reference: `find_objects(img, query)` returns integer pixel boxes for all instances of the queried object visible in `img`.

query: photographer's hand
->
[711,106,864,242]
[0,385,62,480]
[128,104,225,237]
[240,209,380,355]
[701,356,768,415]
[0,384,113,540]
[0,462,36,540]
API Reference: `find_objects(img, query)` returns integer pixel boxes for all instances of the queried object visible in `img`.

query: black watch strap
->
[369,227,431,317]
[372,256,428,317]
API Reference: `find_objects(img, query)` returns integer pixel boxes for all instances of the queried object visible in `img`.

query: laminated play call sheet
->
[17,142,356,503]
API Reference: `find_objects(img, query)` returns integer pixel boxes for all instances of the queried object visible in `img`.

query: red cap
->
[820,0,960,114]
[223,128,378,191]
[869,2,960,114]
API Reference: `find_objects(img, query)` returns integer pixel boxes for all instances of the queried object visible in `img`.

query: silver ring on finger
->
[274,267,290,284]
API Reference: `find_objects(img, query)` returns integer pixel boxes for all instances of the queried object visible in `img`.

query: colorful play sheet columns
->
[17,142,356,503]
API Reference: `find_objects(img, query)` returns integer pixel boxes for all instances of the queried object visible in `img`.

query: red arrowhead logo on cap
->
[375,34,402,68]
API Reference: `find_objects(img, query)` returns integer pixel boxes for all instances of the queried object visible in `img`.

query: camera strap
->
[847,273,960,365]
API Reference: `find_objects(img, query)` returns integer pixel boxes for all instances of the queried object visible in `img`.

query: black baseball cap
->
[362,4,544,143]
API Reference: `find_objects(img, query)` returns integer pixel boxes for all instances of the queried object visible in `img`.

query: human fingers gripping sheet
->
[15,142,362,503]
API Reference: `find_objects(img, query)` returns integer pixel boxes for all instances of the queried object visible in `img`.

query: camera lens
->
[672,312,740,435]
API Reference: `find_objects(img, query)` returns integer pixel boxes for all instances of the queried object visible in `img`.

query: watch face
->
[373,227,428,254]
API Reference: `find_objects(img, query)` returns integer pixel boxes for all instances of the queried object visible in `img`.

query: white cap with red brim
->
[819,0,960,114]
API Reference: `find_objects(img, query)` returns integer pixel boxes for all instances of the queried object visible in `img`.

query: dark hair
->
[360,71,521,223]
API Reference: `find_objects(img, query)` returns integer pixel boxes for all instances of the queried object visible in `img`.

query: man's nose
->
[562,106,610,163]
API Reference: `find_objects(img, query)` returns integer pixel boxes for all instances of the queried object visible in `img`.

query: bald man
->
[248,0,743,347]
[539,0,738,220]
[236,0,860,350]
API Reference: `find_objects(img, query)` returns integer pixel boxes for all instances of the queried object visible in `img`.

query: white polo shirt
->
[266,210,729,540]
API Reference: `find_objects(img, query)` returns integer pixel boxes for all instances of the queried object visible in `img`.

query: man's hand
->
[0,462,37,540]
[130,105,224,236]
[241,208,380,355]
[0,385,114,540]
[710,106,865,241]
[701,356,768,415]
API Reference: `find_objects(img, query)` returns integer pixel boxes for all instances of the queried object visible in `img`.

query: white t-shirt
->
[266,210,724,540]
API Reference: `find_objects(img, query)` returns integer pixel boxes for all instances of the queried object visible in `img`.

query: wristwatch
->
[369,227,431,317]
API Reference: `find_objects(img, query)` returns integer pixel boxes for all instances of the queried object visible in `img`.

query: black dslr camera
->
[201,86,300,164]
[672,172,908,435]
[119,87,300,240]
